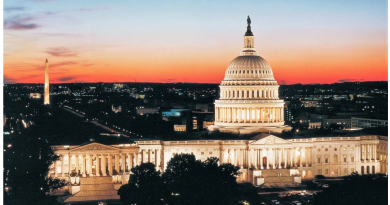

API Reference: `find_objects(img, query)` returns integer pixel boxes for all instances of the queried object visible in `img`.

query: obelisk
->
[44,58,50,105]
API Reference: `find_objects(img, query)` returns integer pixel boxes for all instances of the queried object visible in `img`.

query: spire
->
[245,15,253,36]
[45,58,48,63]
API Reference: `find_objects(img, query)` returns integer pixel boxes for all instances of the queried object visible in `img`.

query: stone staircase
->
[65,177,120,202]
[262,169,295,187]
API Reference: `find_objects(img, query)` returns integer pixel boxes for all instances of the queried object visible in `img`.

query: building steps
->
[65,177,120,202]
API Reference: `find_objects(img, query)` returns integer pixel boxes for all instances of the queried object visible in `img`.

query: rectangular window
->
[344,157,347,163]
[351,157,354,162]
[318,158,321,163]
[325,169,329,174]
[351,168,355,173]
[318,169,322,175]
[317,148,320,152]
[201,152,204,155]
[344,168,347,174]
[325,148,328,151]
[325,158,328,163]
[343,148,347,151]
[351,148,354,151]
[209,152,212,155]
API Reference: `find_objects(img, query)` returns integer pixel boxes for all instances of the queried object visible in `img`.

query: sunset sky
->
[3,0,388,84]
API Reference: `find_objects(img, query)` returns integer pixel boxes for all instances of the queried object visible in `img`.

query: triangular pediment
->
[70,142,119,151]
[250,133,291,145]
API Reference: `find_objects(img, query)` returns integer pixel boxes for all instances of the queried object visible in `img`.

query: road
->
[63,107,130,138]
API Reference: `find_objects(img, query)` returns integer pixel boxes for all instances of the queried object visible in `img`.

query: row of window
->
[320,167,355,175]
[317,147,354,152]
[319,156,354,163]
[227,69,271,75]
[172,152,213,156]
[221,89,278,99]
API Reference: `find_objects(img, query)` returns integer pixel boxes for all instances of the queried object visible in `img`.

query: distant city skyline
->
[3,0,388,85]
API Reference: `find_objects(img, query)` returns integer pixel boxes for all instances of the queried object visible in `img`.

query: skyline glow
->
[3,0,388,84]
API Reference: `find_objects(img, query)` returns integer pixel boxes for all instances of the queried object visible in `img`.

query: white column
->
[81,155,86,177]
[284,148,287,168]
[115,154,119,173]
[300,148,303,167]
[76,155,79,175]
[272,149,276,169]
[68,155,72,176]
[254,149,258,169]
[95,154,100,176]
[122,153,126,173]
[292,148,295,167]
[108,154,113,176]
[305,148,308,166]
[61,156,65,177]
[129,153,133,169]
[89,155,93,176]
[102,154,107,176]
[278,149,281,169]
[267,149,270,169]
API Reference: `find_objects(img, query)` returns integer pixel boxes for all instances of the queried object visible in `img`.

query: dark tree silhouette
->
[118,163,164,205]
[313,172,388,205]
[118,154,260,205]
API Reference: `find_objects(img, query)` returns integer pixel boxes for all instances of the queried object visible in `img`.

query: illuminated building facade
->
[51,134,386,201]
[209,17,291,134]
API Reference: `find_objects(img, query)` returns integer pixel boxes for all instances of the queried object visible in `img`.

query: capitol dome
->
[209,16,291,134]
[223,55,276,82]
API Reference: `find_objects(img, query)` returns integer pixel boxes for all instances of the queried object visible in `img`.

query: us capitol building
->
[49,17,388,202]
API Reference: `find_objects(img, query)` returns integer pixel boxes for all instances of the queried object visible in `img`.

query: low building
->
[351,117,388,129]
[309,121,321,129]
[29,93,41,99]
[323,118,351,129]
[302,101,318,108]
[136,107,159,115]
[174,125,186,132]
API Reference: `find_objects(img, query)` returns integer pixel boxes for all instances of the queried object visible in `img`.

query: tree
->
[161,154,241,205]
[313,173,388,205]
[118,154,254,205]
[4,134,66,205]
[118,163,164,205]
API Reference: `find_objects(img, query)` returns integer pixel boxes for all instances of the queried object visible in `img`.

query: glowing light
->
[7,144,11,148]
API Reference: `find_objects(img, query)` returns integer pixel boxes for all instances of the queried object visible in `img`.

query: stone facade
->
[50,134,387,186]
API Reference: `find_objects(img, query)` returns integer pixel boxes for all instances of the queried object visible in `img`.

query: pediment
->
[70,142,119,151]
[250,133,291,145]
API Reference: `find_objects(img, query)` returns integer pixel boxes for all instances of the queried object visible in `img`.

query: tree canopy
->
[313,172,388,205]
[118,154,261,205]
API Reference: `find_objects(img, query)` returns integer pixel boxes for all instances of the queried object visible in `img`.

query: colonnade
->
[215,107,284,123]
[361,144,377,161]
[219,88,278,99]
[220,147,313,170]
[220,149,249,168]
[53,149,163,177]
